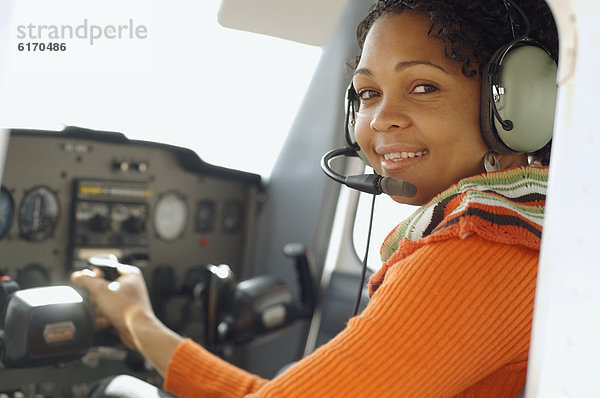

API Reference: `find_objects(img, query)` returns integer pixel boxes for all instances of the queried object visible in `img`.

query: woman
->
[73,0,557,396]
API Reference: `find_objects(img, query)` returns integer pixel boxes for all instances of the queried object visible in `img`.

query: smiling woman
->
[71,0,558,397]
[353,11,493,205]
[352,10,543,205]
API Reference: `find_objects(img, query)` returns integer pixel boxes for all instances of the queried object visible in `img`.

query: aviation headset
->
[336,0,558,178]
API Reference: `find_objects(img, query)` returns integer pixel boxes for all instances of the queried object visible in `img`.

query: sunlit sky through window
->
[0,0,322,178]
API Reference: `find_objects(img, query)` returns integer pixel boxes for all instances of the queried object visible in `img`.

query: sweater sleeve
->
[164,235,538,397]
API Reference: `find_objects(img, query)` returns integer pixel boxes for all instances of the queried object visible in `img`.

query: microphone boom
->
[321,147,417,198]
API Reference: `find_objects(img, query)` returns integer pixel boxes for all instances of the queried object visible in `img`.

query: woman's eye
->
[412,84,438,94]
[357,89,379,102]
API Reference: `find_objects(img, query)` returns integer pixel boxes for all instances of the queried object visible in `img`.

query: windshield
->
[1,0,322,178]
[353,168,418,272]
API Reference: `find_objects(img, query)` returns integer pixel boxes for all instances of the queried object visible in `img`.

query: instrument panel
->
[0,126,262,396]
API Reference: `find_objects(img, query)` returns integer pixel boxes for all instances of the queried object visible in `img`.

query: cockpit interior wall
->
[241,0,374,378]
[0,126,261,394]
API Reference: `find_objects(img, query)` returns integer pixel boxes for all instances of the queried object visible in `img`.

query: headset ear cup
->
[480,45,518,155]
[481,42,557,154]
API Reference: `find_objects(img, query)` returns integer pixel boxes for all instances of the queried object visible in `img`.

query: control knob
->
[122,215,146,234]
[88,214,111,233]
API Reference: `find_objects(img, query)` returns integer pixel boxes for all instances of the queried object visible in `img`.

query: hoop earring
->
[484,151,501,172]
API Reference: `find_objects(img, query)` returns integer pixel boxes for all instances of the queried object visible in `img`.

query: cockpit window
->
[1,0,321,178]
[353,167,417,272]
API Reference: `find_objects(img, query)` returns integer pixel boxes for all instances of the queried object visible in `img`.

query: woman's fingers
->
[71,268,109,295]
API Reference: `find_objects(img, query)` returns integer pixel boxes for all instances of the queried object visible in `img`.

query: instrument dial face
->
[19,186,60,242]
[154,191,188,241]
[196,199,216,233]
[0,186,14,238]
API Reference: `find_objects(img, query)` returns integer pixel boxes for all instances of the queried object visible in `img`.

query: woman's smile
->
[376,145,429,173]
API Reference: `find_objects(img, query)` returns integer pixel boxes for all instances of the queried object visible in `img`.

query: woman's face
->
[354,11,489,205]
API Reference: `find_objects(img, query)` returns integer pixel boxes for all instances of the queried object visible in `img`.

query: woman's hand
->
[71,263,183,376]
[70,263,156,350]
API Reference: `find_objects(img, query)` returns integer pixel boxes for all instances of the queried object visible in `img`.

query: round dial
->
[154,191,188,241]
[19,186,60,242]
[0,186,14,238]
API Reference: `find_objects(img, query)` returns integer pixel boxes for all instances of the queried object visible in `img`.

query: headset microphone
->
[321,146,417,198]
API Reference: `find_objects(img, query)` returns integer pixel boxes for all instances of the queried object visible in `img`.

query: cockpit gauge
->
[19,186,60,242]
[222,199,244,233]
[153,191,189,241]
[0,186,14,238]
[196,199,216,233]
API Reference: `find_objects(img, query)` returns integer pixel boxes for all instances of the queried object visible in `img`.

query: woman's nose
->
[368,99,411,132]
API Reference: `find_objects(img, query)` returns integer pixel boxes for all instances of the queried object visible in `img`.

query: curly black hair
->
[355,0,558,165]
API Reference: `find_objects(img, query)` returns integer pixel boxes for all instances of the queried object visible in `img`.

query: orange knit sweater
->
[164,167,546,397]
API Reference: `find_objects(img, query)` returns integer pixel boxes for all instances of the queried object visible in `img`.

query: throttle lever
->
[88,254,122,281]
[283,243,317,317]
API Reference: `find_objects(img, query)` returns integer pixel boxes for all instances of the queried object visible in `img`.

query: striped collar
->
[370,167,548,295]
